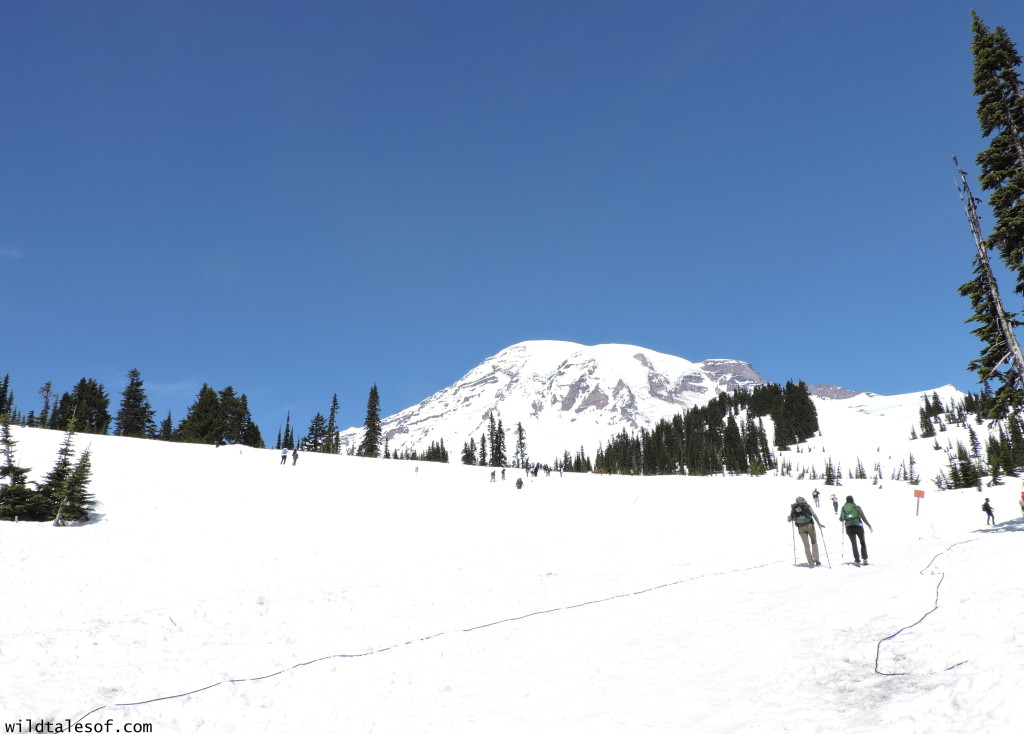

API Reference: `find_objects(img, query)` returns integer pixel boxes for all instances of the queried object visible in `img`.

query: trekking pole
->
[819,525,831,569]
[791,521,797,566]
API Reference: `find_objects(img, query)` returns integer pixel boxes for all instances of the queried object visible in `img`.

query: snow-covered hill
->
[3,410,1022,732]
[338,340,781,461]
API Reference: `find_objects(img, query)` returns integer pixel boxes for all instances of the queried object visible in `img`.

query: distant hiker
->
[982,498,995,525]
[515,477,523,490]
[292,448,299,466]
[788,496,825,568]
[812,489,821,507]
[281,448,288,465]
[490,470,496,482]
[1019,496,1024,517]
[501,468,506,480]
[830,493,839,514]
[839,495,873,566]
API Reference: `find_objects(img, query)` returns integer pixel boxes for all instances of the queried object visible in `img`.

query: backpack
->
[842,503,862,526]
[791,502,811,524]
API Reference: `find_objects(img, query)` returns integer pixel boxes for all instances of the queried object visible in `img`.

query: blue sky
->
[3,0,1024,441]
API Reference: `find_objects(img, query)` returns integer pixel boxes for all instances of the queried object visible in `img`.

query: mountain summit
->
[339,341,774,462]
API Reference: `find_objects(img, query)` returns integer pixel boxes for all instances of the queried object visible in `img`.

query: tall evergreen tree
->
[0,374,11,415]
[304,412,329,451]
[972,12,1024,295]
[37,381,53,428]
[514,421,528,468]
[325,394,340,454]
[114,369,156,438]
[357,384,382,457]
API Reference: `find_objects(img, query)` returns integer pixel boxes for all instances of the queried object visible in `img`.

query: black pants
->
[846,525,868,563]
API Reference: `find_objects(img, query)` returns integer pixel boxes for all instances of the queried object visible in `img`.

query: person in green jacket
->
[839,495,873,566]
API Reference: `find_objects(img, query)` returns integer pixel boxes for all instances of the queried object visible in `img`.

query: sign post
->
[914,488,925,516]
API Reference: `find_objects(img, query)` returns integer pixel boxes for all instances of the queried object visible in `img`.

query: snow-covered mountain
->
[338,340,861,462]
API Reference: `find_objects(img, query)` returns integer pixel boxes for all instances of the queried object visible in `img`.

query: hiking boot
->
[854,561,861,566]
[862,560,869,565]
[814,560,822,566]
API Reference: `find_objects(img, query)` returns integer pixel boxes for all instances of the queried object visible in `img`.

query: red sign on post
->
[914,488,925,515]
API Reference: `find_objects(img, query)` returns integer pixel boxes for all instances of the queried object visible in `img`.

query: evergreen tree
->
[478,432,487,466]
[0,413,43,521]
[0,374,11,415]
[972,12,1024,295]
[176,384,223,444]
[37,381,53,429]
[157,411,175,441]
[488,415,507,467]
[462,437,477,465]
[114,369,156,438]
[53,448,95,526]
[304,412,329,452]
[358,384,382,458]
[51,378,111,434]
[325,394,340,454]
[514,422,528,469]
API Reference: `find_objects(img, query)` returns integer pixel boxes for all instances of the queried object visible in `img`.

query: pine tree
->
[462,437,477,465]
[157,411,175,441]
[0,374,12,415]
[325,394,340,454]
[0,413,42,521]
[53,448,96,526]
[304,413,329,452]
[114,369,156,438]
[514,422,528,469]
[37,381,53,428]
[176,384,222,444]
[972,12,1024,295]
[51,379,111,434]
[358,384,382,458]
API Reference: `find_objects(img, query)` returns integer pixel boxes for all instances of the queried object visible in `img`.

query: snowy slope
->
[2,401,1023,733]
[338,340,769,462]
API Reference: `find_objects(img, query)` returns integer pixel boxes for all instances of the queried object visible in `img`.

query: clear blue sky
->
[3,0,1024,440]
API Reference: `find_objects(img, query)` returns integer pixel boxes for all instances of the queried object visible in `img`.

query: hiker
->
[292,447,299,466]
[982,498,995,525]
[515,477,523,490]
[788,496,825,568]
[831,493,839,514]
[501,468,506,480]
[280,447,288,465]
[839,495,873,566]
[812,489,821,507]
[1019,496,1024,517]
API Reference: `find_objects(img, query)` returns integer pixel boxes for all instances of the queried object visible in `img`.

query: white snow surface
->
[3,387,1024,733]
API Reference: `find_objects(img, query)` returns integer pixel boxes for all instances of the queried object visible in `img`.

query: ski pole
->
[818,524,831,569]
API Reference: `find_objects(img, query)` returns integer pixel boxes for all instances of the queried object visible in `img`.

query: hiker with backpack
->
[839,495,873,566]
[788,496,825,568]
[982,498,995,525]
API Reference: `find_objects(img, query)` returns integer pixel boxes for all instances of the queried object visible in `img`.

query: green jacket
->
[840,502,867,528]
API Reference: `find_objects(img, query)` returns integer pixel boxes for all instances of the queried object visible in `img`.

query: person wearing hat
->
[982,497,995,525]
[787,496,825,567]
[839,495,873,566]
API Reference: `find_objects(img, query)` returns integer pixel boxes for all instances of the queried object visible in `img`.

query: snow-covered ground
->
[2,392,1023,733]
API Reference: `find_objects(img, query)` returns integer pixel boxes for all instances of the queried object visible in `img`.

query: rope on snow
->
[75,560,782,723]
[873,539,976,676]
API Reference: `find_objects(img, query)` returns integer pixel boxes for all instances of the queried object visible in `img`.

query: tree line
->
[593,381,819,477]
